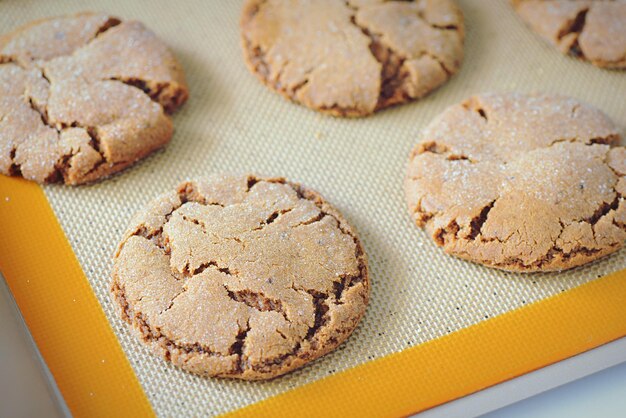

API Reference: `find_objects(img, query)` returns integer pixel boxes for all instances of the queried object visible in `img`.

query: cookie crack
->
[53,17,123,61]
[0,55,18,65]
[231,319,251,372]
[53,124,108,183]
[289,285,330,332]
[305,290,330,341]
[291,183,366,286]
[587,136,616,145]
[246,175,260,192]
[290,77,310,96]
[424,51,453,77]
[134,224,171,255]
[0,54,35,70]
[557,7,589,58]
[242,30,316,108]
[159,287,188,315]
[224,286,289,322]
[586,195,620,225]
[252,207,295,231]
[346,1,456,108]
[433,219,460,246]
[79,125,107,172]
[93,17,122,39]
[607,163,624,182]
[418,140,449,155]
[414,140,477,163]
[347,11,409,109]
[405,3,460,33]
[411,196,436,226]
[18,16,122,64]
[293,211,326,228]
[177,182,225,207]
[462,97,488,121]
[109,76,165,106]
[8,148,22,177]
[27,96,50,126]
[333,273,362,304]
[468,200,496,240]
[547,135,615,148]
[178,214,245,251]
[431,24,458,31]
[187,260,233,277]
[449,193,622,268]
[112,282,226,359]
[108,76,186,114]
[246,286,331,373]
[446,154,473,162]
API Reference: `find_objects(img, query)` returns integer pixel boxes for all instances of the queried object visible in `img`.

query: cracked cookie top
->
[512,0,626,69]
[112,174,369,380]
[0,12,188,185]
[240,0,464,117]
[405,92,626,272]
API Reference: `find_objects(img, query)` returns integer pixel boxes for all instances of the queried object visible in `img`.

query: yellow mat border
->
[1,175,625,418]
[0,176,154,418]
[226,266,626,418]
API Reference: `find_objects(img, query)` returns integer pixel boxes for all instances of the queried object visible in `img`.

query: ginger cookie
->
[405,92,626,272]
[512,0,626,69]
[0,13,188,185]
[241,0,464,117]
[112,175,369,380]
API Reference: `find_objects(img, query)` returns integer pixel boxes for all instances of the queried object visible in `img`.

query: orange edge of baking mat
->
[0,176,154,418]
[226,267,626,417]
[2,175,626,418]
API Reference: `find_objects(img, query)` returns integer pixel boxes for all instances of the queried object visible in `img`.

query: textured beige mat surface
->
[1,0,624,416]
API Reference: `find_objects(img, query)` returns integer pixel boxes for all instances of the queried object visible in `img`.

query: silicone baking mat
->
[0,0,625,417]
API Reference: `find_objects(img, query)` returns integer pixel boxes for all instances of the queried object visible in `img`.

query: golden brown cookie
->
[0,13,188,185]
[512,0,626,69]
[405,92,626,272]
[112,174,369,380]
[241,0,464,117]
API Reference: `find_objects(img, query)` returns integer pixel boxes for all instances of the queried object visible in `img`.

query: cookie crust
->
[0,12,188,185]
[241,0,464,117]
[513,0,626,69]
[405,93,626,272]
[112,175,369,380]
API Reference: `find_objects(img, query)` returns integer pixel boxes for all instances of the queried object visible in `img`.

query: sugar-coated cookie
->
[405,92,626,272]
[112,174,369,380]
[0,13,188,185]
[241,0,464,117]
[513,0,626,69]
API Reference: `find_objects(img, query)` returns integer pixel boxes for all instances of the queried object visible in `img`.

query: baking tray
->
[1,0,625,416]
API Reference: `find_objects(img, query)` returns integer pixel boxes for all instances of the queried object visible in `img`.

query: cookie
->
[405,92,626,272]
[0,13,188,185]
[241,0,464,117]
[111,174,369,380]
[512,0,626,69]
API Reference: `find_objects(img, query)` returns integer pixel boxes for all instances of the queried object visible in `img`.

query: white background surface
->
[483,361,626,418]
[1,276,625,418]
[0,279,64,418]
